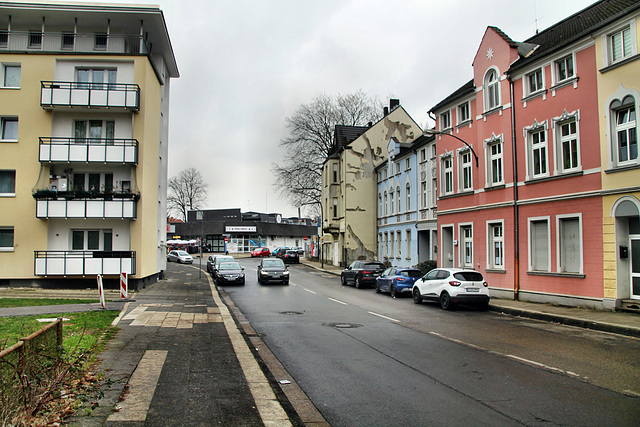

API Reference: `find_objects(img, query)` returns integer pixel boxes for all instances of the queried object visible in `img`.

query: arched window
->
[389,189,394,214]
[384,191,388,216]
[484,68,500,111]
[406,183,411,211]
[611,96,637,165]
[396,186,401,213]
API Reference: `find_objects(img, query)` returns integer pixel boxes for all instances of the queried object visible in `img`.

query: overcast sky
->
[70,0,596,217]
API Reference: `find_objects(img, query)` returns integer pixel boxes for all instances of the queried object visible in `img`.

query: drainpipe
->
[508,76,520,301]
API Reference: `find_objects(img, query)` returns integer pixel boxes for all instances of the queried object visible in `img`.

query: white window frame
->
[396,186,401,213]
[406,229,411,259]
[405,158,411,171]
[0,170,16,196]
[332,198,338,219]
[384,191,388,216]
[457,101,470,125]
[390,231,394,259]
[528,216,551,272]
[611,95,638,166]
[421,181,427,209]
[459,149,473,192]
[610,25,634,63]
[524,120,549,180]
[2,64,20,88]
[460,223,473,268]
[0,117,18,142]
[378,193,382,218]
[0,226,15,252]
[487,221,504,270]
[484,67,501,111]
[554,54,575,84]
[332,163,338,183]
[440,110,451,130]
[601,20,638,68]
[556,213,583,274]
[405,182,411,211]
[441,153,454,196]
[526,67,544,95]
[396,232,402,258]
[484,134,504,187]
[552,110,581,174]
[390,189,395,215]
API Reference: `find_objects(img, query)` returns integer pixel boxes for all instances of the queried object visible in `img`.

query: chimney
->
[383,107,389,116]
[389,99,400,111]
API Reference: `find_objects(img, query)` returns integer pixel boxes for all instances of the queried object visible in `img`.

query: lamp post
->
[424,128,478,167]
[196,210,203,278]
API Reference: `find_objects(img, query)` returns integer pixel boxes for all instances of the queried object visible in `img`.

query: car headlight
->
[283,270,290,275]
[260,270,268,275]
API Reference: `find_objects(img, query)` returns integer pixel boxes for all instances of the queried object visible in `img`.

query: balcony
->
[33,191,139,219]
[41,81,140,111]
[0,31,149,55]
[34,251,136,276]
[39,137,138,164]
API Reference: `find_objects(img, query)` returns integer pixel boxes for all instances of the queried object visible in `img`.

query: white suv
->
[412,268,489,310]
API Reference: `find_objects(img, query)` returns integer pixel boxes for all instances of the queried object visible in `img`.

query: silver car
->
[167,250,193,264]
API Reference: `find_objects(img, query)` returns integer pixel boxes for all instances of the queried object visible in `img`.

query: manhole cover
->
[326,322,363,329]
[280,311,304,315]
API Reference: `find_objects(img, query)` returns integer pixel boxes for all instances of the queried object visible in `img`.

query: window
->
[560,120,579,171]
[389,189,394,214]
[484,69,500,111]
[487,140,503,185]
[1,117,18,141]
[528,126,548,178]
[612,96,637,164]
[529,218,550,272]
[72,230,101,250]
[488,222,504,269]
[610,26,632,63]
[95,33,108,50]
[527,68,543,94]
[458,102,470,124]
[440,110,451,130]
[0,30,7,47]
[432,178,437,205]
[3,65,20,88]
[421,181,427,209]
[405,158,410,171]
[332,198,338,219]
[383,191,388,216]
[62,33,75,49]
[460,151,472,191]
[461,225,473,267]
[0,170,15,195]
[406,230,411,259]
[555,55,574,82]
[378,193,382,217]
[28,31,42,48]
[558,215,582,274]
[0,227,14,251]
[406,183,411,211]
[442,156,453,195]
[77,68,116,89]
[332,163,338,183]
[396,186,401,213]
[390,231,394,258]
[420,149,426,162]
[395,162,400,176]
[75,120,115,142]
[397,232,402,258]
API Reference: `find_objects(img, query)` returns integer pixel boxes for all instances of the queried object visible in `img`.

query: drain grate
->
[325,322,363,329]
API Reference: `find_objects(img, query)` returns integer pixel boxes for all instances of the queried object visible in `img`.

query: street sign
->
[224,236,229,242]
[304,236,308,241]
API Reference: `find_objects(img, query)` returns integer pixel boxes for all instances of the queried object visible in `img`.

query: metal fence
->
[0,319,63,422]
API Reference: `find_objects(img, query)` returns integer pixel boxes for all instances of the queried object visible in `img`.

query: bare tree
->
[167,167,208,221]
[273,90,382,214]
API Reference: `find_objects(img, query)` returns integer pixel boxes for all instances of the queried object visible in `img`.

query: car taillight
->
[396,277,405,281]
[362,270,371,274]
[483,281,488,287]
[449,281,461,286]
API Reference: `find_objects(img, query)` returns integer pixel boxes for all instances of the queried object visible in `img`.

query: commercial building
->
[0,1,178,288]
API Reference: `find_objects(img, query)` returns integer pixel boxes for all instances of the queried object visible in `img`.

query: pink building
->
[429,1,636,308]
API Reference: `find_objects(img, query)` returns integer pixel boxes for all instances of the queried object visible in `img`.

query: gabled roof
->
[509,0,640,73]
[331,125,369,155]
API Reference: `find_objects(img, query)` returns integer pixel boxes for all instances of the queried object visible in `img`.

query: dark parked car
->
[207,254,234,275]
[282,250,300,264]
[215,261,245,285]
[340,261,386,288]
[257,257,289,285]
[272,247,290,258]
[375,267,423,297]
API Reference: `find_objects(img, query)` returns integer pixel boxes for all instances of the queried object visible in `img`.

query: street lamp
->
[424,128,478,167]
[196,209,203,278]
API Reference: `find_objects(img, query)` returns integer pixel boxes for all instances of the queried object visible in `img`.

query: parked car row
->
[206,254,245,285]
[341,262,490,310]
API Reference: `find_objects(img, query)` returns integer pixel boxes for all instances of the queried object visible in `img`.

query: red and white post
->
[120,272,128,299]
[97,275,106,309]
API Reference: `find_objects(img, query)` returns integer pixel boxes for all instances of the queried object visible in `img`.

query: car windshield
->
[176,251,189,256]
[401,270,422,278]
[219,262,241,271]
[263,259,285,268]
[364,263,385,269]
[215,257,233,265]
[453,271,484,282]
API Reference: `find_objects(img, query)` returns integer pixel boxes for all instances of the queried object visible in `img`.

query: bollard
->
[97,274,105,309]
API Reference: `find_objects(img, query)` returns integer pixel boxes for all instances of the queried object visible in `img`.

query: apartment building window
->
[0,170,16,195]
[0,30,8,47]
[77,68,116,89]
[396,232,402,258]
[432,178,437,205]
[529,218,550,272]
[420,149,426,162]
[484,68,500,111]
[0,227,14,251]
[75,120,115,142]
[390,231,394,258]
[558,215,582,274]
[421,181,427,209]
[527,126,548,178]
[95,33,108,50]
[461,225,473,267]
[442,156,453,195]
[396,186,401,213]
[389,189,394,214]
[1,117,18,141]
[406,183,411,211]
[332,198,338,219]
[384,233,388,258]
[460,151,472,191]
[332,163,338,183]
[378,193,382,217]
[405,230,411,259]
[559,119,579,172]
[440,110,451,130]
[72,230,100,250]
[487,140,503,186]
[384,191,388,216]
[527,68,543,94]
[62,33,75,49]
[611,96,637,165]
[405,158,410,171]
[488,222,504,269]
[2,65,20,88]
[458,102,470,124]
[611,26,633,62]
[28,31,42,48]
[555,55,574,83]
[395,162,400,176]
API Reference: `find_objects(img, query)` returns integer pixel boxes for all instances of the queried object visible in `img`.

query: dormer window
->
[484,69,500,111]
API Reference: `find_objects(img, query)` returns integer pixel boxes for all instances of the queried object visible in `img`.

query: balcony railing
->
[0,31,149,55]
[33,191,139,219]
[41,81,140,111]
[39,137,138,164]
[34,251,136,276]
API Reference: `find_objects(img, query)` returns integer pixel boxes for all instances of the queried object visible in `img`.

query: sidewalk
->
[299,257,640,338]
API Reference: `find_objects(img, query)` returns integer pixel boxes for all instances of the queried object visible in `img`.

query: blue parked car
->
[375,267,423,298]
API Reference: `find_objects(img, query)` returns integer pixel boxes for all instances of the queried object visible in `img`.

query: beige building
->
[595,5,640,305]
[0,1,178,288]
[321,100,422,266]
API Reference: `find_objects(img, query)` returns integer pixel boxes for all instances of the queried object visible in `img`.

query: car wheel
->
[390,284,398,298]
[440,292,452,310]
[341,275,346,286]
[413,288,422,304]
[355,276,362,289]
[375,282,381,293]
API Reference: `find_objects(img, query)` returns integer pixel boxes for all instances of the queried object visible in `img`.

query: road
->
[215,258,640,426]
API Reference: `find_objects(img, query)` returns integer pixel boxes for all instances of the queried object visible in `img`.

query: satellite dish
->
[276,214,282,223]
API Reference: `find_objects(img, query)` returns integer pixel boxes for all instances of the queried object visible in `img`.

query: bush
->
[415,260,437,275]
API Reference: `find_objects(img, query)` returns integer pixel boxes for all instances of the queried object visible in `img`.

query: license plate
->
[466,287,480,293]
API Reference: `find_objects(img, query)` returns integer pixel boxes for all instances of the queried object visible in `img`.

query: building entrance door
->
[631,237,640,299]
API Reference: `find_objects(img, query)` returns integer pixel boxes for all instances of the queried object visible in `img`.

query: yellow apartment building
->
[0,1,178,288]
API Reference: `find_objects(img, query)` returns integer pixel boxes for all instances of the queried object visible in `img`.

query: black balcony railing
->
[33,190,140,201]
[34,250,136,276]
[41,81,140,111]
[39,137,138,164]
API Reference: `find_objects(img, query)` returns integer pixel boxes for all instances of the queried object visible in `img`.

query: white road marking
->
[302,288,317,294]
[368,311,400,322]
[328,297,348,305]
